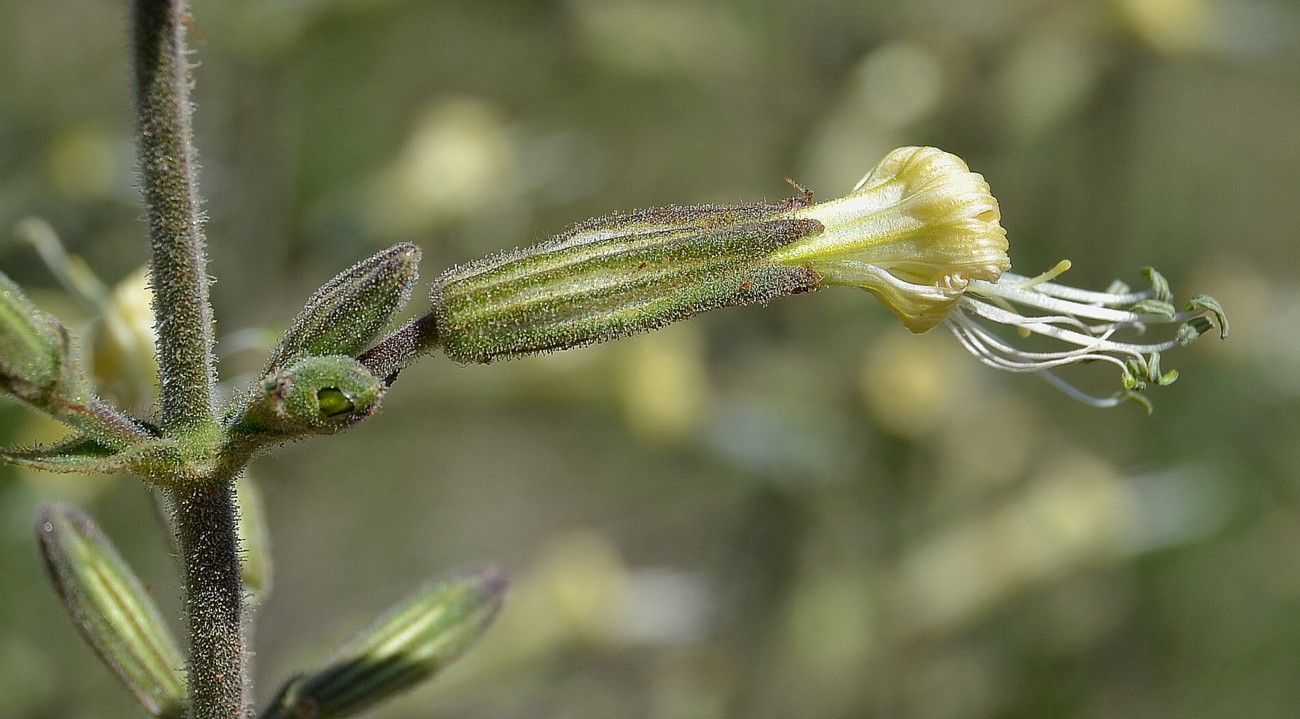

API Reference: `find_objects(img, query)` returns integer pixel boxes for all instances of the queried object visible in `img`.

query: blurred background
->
[2,0,1298,717]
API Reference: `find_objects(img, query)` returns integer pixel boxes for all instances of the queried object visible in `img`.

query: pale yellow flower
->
[770,146,1010,332]
[770,146,1228,409]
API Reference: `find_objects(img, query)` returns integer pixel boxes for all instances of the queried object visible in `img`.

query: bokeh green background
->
[3,0,1298,717]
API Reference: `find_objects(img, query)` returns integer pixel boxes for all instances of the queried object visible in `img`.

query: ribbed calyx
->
[430,201,823,363]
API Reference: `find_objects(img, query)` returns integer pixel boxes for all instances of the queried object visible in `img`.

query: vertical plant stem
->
[170,479,247,719]
[131,0,217,435]
[132,2,243,717]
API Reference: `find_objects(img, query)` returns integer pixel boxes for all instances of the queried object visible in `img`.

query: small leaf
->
[36,503,186,719]
[265,243,421,372]
[1,435,119,473]
[2,434,184,483]
[262,567,508,719]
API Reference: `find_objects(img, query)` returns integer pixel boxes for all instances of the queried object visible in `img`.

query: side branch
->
[358,313,440,383]
[132,0,217,433]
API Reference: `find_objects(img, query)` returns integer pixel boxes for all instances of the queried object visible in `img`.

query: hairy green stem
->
[358,313,440,383]
[169,479,247,719]
[132,2,243,717]
[132,0,217,434]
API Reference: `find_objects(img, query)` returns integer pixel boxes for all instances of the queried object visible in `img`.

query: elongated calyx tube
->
[37,503,187,719]
[429,202,822,363]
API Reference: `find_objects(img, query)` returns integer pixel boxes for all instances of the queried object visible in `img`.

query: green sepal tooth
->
[265,243,421,372]
[261,567,508,719]
[36,503,186,719]
[431,204,824,363]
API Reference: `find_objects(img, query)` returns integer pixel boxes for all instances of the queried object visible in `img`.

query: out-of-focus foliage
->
[2,1,1298,718]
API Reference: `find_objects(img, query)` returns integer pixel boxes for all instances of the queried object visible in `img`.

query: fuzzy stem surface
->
[169,479,247,719]
[358,313,440,383]
[132,0,218,434]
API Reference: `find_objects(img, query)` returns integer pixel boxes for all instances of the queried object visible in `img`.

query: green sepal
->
[261,567,508,719]
[431,203,823,363]
[264,244,421,373]
[36,503,187,719]
[231,355,385,440]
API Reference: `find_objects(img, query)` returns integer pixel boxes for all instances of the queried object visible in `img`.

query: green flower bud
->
[429,203,822,363]
[0,271,70,402]
[266,244,421,372]
[262,567,508,719]
[239,355,385,438]
[36,503,186,719]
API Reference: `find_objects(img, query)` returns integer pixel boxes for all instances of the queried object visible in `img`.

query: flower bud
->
[265,243,421,372]
[262,567,508,719]
[238,355,385,438]
[430,204,822,363]
[36,503,186,719]
[0,271,71,402]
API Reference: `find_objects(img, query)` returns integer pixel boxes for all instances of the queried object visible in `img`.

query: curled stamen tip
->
[1141,267,1173,303]
[1187,295,1229,339]
[1130,298,1177,318]
[1124,391,1155,416]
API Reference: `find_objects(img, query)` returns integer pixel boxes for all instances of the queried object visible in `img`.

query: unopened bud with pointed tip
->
[266,243,421,372]
[36,503,186,719]
[262,567,508,719]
